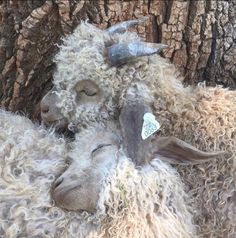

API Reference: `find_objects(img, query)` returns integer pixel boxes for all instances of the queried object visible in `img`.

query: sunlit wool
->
[0,110,195,237]
[48,21,236,237]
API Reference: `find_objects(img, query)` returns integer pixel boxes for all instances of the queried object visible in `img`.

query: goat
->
[40,18,236,237]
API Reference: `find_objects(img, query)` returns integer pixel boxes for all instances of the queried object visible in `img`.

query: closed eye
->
[81,89,97,96]
[92,144,112,155]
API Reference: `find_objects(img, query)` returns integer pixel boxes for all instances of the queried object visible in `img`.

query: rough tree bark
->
[0,0,235,120]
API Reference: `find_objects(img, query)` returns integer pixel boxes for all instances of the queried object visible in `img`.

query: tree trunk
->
[0,0,235,120]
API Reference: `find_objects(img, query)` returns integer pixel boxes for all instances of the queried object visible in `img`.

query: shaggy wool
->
[0,109,196,238]
[51,21,236,237]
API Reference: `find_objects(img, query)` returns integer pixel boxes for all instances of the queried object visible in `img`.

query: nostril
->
[54,177,64,188]
[41,105,50,114]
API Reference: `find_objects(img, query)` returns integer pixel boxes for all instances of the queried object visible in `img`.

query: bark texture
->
[0,0,235,119]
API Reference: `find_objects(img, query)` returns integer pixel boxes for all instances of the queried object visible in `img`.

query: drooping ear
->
[119,101,153,166]
[119,83,159,166]
[151,136,224,165]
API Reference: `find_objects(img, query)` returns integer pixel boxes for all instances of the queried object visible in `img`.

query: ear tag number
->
[141,113,160,140]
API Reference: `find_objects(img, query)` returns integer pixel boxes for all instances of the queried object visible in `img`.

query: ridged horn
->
[107,42,168,66]
[106,16,149,35]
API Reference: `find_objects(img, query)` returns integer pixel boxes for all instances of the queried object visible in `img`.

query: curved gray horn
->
[107,42,168,66]
[106,16,149,35]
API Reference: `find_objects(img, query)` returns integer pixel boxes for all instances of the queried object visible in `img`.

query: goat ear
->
[152,136,224,165]
[119,101,153,166]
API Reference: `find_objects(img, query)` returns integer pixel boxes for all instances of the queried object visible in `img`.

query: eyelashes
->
[81,89,97,96]
[91,144,112,155]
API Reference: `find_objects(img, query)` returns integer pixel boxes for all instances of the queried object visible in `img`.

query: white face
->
[52,127,120,212]
[40,89,69,129]
[40,80,106,131]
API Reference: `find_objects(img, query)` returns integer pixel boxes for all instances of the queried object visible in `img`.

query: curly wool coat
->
[0,109,195,238]
[51,21,236,237]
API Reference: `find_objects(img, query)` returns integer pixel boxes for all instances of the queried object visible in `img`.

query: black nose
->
[54,177,64,188]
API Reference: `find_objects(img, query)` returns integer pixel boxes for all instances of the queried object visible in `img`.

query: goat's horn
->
[106,17,149,35]
[107,42,168,66]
